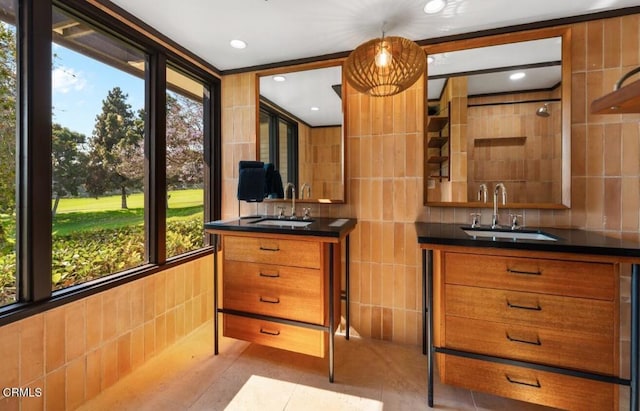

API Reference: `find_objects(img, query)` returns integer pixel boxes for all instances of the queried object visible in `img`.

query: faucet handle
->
[303,207,312,220]
[277,206,286,219]
[509,213,523,230]
[470,212,481,228]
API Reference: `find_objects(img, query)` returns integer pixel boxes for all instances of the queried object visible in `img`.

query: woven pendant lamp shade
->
[344,36,426,97]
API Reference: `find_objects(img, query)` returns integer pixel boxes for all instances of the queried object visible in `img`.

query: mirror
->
[423,27,571,209]
[257,61,345,203]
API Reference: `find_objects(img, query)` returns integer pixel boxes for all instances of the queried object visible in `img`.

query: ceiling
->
[107,0,638,125]
[110,0,639,72]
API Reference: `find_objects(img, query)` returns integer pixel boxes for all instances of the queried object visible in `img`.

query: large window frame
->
[1,0,221,324]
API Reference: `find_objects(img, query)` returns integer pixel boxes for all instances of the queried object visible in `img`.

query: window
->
[51,6,147,289]
[0,0,16,307]
[0,0,220,320]
[165,65,205,258]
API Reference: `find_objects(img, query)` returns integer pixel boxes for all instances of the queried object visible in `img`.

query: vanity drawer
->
[224,314,325,358]
[224,235,321,269]
[445,284,614,336]
[439,355,615,411]
[444,252,615,300]
[223,261,323,324]
[444,316,615,375]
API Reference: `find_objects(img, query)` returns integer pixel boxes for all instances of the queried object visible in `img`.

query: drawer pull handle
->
[506,332,541,346]
[259,272,280,278]
[507,267,542,276]
[259,246,280,252]
[506,299,541,311]
[259,328,280,336]
[505,375,541,388]
[259,296,280,304]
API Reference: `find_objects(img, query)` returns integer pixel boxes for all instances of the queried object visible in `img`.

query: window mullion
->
[17,0,53,302]
[146,52,167,265]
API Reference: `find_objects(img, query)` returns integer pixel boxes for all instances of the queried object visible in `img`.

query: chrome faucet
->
[492,183,507,229]
[478,183,488,203]
[300,183,311,200]
[284,182,296,219]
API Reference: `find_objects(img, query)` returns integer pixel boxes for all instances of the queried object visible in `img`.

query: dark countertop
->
[205,216,357,239]
[415,222,640,258]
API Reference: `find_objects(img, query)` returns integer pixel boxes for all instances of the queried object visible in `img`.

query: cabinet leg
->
[214,234,219,356]
[631,264,639,411]
[329,243,335,383]
[426,249,434,408]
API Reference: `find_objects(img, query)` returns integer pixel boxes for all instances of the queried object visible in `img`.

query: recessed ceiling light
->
[424,0,447,14]
[310,106,320,111]
[229,39,247,49]
[273,75,286,82]
[510,72,526,80]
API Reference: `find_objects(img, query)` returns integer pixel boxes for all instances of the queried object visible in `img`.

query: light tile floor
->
[78,322,562,411]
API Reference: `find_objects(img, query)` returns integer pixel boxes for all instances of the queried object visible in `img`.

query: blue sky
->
[52,43,144,138]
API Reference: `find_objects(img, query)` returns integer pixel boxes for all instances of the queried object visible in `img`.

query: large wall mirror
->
[423,27,571,209]
[256,61,345,203]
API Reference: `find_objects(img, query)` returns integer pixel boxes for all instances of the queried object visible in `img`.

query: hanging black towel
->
[237,161,265,202]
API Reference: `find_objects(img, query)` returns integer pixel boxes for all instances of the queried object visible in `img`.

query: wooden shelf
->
[428,136,449,148]
[427,116,449,132]
[591,77,640,114]
[427,156,449,164]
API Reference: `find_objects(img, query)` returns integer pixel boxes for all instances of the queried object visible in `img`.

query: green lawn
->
[52,189,204,236]
[54,188,204,213]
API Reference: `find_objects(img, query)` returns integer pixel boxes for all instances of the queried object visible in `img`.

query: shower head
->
[536,103,550,117]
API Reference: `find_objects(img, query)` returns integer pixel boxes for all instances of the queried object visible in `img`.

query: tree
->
[51,123,87,216]
[0,22,16,216]
[85,87,143,209]
[0,22,16,250]
[166,92,203,190]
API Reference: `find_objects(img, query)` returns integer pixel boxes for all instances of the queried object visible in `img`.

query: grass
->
[52,189,204,236]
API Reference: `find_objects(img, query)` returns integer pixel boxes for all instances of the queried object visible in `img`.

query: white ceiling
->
[110,0,639,71]
[109,0,638,125]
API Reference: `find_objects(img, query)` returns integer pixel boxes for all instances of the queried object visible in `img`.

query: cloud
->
[52,66,87,93]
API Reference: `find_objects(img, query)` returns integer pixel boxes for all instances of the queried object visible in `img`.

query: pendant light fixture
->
[344,25,426,97]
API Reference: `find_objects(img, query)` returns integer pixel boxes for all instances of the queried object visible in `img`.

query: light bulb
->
[375,43,392,67]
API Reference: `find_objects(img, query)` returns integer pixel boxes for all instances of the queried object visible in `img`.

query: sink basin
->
[250,218,313,228]
[462,227,558,241]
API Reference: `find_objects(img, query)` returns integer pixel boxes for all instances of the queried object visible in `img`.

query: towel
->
[264,163,284,199]
[237,161,265,202]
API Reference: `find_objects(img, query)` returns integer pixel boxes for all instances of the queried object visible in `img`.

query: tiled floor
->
[78,321,561,411]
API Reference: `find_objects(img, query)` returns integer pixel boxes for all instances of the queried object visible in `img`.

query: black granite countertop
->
[205,216,357,239]
[415,222,640,258]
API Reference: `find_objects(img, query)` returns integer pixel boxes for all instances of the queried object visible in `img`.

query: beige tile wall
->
[0,255,214,410]
[221,14,640,346]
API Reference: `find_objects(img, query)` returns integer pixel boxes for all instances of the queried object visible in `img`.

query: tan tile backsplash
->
[0,255,213,410]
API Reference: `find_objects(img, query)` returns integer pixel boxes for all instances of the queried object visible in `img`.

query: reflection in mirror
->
[258,64,344,203]
[424,29,570,209]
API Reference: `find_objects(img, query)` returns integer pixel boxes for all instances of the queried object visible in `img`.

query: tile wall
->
[222,14,640,346]
[0,255,214,411]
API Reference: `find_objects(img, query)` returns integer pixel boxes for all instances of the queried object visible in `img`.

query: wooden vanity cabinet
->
[221,233,341,358]
[432,246,621,410]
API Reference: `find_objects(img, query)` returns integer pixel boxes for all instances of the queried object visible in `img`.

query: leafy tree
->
[85,87,143,209]
[51,123,87,216]
[166,92,203,190]
[0,22,16,249]
[0,22,16,215]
